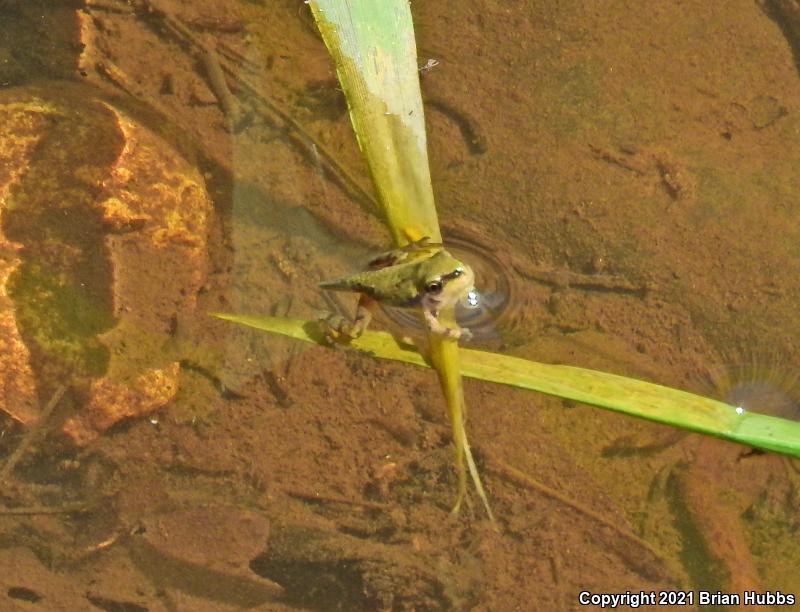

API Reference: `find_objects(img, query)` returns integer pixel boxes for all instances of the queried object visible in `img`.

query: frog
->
[319,237,475,342]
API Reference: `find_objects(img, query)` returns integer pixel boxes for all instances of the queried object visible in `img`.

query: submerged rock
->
[0,82,212,444]
[129,505,282,608]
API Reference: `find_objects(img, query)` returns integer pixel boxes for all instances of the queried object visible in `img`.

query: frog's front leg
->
[320,293,377,343]
[422,308,472,341]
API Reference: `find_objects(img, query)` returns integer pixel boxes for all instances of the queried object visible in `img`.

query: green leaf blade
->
[309,0,440,244]
[212,313,800,459]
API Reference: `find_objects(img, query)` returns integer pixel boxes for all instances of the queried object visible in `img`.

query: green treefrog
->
[319,237,475,342]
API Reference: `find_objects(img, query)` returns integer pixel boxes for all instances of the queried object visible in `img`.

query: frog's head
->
[419,250,475,310]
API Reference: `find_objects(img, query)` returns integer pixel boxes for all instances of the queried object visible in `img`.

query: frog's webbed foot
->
[456,327,473,341]
[318,295,375,344]
[447,326,473,341]
[423,309,472,341]
[318,312,366,343]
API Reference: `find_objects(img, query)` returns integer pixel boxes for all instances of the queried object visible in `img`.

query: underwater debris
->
[588,143,696,204]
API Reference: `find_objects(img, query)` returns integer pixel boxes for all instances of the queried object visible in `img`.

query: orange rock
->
[0,84,212,444]
[62,363,181,446]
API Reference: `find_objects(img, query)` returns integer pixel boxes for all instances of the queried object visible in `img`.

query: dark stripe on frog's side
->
[440,268,464,282]
[366,238,442,270]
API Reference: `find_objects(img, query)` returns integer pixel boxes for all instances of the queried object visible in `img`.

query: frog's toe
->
[450,328,472,341]
[440,326,471,341]
[318,313,343,342]
[318,313,361,343]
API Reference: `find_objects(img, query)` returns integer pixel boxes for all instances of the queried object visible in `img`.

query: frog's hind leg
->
[320,294,377,343]
[350,294,376,335]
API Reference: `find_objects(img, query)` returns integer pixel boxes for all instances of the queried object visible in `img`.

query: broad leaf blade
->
[308,0,440,244]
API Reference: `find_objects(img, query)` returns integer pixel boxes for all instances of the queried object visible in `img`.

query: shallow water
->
[1,0,800,609]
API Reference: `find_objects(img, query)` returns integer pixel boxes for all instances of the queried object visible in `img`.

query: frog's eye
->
[426,279,444,294]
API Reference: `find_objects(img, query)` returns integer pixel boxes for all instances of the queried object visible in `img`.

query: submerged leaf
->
[308,0,439,244]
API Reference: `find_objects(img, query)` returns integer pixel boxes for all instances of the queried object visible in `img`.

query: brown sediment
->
[0,386,66,486]
[425,96,489,155]
[674,438,767,609]
[761,0,800,70]
[129,0,380,217]
[485,452,673,582]
[282,487,390,510]
[0,0,799,608]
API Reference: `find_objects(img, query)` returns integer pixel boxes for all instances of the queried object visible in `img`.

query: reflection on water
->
[1,0,800,609]
[705,355,800,422]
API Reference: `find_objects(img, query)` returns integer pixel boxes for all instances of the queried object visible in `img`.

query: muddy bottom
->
[1,0,800,610]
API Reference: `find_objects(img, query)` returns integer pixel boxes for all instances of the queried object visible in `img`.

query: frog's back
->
[319,264,422,307]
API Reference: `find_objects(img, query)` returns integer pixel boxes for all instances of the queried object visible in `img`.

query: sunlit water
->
[1,1,800,610]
